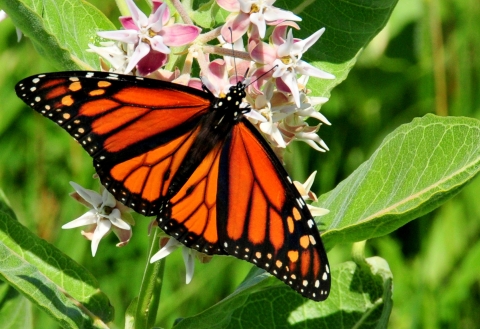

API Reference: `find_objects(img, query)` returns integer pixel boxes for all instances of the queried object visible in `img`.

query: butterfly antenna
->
[245,65,278,88]
[228,27,240,83]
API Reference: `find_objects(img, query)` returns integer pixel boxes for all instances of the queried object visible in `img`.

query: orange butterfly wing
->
[222,120,330,300]
[16,72,212,215]
[16,72,330,301]
[157,117,331,300]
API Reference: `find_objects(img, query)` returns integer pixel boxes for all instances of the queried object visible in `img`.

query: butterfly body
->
[16,71,330,301]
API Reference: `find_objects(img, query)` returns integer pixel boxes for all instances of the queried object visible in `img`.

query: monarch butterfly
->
[15,71,331,301]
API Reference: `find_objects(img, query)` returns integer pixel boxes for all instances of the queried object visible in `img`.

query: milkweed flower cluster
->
[66,0,333,281]
[89,0,334,157]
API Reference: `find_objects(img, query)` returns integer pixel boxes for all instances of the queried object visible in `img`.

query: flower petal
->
[126,0,149,27]
[244,109,267,122]
[217,0,240,12]
[69,182,102,208]
[307,204,330,216]
[149,35,170,54]
[136,50,168,76]
[272,22,300,46]
[125,41,151,73]
[119,16,138,30]
[297,28,325,54]
[280,71,301,107]
[182,247,195,284]
[221,12,250,43]
[249,12,266,38]
[101,188,117,208]
[97,30,139,44]
[62,209,98,229]
[91,219,112,256]
[149,2,167,32]
[250,42,276,64]
[150,237,181,263]
[161,25,201,46]
[113,225,132,247]
[296,60,335,79]
[108,209,132,230]
[264,7,301,22]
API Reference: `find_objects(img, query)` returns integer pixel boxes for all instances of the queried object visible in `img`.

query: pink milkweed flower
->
[97,0,200,75]
[217,0,301,42]
[250,24,335,107]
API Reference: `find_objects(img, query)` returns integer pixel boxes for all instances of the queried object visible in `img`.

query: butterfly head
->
[214,81,250,122]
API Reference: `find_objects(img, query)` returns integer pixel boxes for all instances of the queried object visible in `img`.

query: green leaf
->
[278,0,399,98]
[190,0,219,29]
[172,257,392,329]
[0,0,116,70]
[318,114,480,248]
[0,282,33,329]
[0,200,114,329]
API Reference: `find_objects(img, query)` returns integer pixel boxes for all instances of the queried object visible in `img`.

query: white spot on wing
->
[296,198,303,208]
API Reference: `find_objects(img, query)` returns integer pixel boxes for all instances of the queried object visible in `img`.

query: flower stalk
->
[135,227,166,329]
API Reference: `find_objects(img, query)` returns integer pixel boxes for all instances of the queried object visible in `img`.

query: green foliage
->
[0,0,115,70]
[0,199,114,328]
[0,0,479,328]
[174,257,392,329]
[320,114,480,248]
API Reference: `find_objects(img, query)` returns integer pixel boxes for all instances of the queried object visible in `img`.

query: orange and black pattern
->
[16,71,330,301]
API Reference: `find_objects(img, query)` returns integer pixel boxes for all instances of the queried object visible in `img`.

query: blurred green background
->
[1,0,480,328]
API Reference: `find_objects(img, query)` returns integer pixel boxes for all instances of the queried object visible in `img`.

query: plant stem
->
[134,227,165,329]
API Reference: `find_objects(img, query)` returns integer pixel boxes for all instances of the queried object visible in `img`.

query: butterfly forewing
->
[15,72,212,215]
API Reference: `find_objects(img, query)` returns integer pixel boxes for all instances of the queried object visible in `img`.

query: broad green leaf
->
[281,0,399,98]
[0,0,116,70]
[0,201,114,328]
[318,114,480,248]
[0,283,32,329]
[172,257,392,329]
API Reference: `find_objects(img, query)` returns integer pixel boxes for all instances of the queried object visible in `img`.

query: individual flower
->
[97,0,200,75]
[293,172,330,217]
[250,80,289,147]
[247,75,330,154]
[250,24,335,107]
[150,236,212,284]
[87,41,131,73]
[279,117,329,152]
[62,182,134,256]
[217,0,301,42]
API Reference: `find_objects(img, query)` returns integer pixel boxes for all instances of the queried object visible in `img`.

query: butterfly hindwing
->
[157,143,225,254]
[217,119,331,301]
